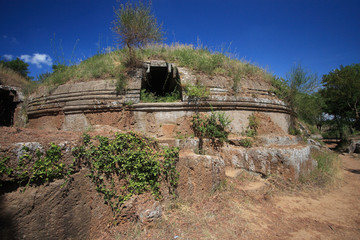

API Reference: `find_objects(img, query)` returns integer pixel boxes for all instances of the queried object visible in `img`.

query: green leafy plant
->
[191,111,231,152]
[140,89,180,102]
[0,143,75,188]
[15,143,71,185]
[289,127,301,136]
[0,157,13,186]
[74,132,179,213]
[116,72,127,95]
[245,114,259,137]
[184,84,209,102]
[239,138,253,148]
[162,147,180,196]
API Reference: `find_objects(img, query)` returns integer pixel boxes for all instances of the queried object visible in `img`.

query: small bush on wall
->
[191,111,231,152]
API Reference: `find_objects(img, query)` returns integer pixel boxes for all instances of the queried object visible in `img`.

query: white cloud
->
[2,54,13,60]
[20,53,53,68]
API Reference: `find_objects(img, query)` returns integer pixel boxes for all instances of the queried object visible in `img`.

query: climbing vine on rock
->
[73,132,179,212]
[0,143,75,188]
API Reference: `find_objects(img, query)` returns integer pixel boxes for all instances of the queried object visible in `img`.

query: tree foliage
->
[321,63,360,134]
[272,64,319,130]
[296,92,325,131]
[286,64,318,112]
[0,58,30,79]
[112,0,163,66]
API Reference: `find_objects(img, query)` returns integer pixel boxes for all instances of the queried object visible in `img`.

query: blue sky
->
[0,0,359,80]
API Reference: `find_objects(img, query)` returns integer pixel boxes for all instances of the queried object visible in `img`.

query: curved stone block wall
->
[27,78,291,135]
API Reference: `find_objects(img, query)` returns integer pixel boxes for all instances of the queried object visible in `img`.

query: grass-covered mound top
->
[0,64,35,91]
[41,44,274,90]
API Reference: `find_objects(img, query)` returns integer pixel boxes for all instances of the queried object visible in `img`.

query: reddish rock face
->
[161,124,176,138]
[0,170,113,240]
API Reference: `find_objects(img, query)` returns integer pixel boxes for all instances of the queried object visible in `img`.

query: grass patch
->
[0,64,38,95]
[300,151,342,187]
[140,44,272,81]
[140,89,180,102]
[41,50,128,87]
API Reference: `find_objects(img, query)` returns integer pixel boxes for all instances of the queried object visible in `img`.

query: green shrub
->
[184,84,209,101]
[245,114,259,137]
[289,127,301,136]
[191,111,231,144]
[239,138,253,148]
[270,76,289,101]
[245,129,257,137]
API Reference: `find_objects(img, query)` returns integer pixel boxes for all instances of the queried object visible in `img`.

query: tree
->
[0,58,30,78]
[281,64,319,130]
[320,63,360,136]
[296,92,325,131]
[112,0,163,66]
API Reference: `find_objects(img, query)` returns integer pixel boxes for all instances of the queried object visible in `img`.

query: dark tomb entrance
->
[0,88,18,126]
[141,62,181,101]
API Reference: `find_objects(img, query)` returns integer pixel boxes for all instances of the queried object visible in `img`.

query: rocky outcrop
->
[177,151,225,199]
[175,135,317,199]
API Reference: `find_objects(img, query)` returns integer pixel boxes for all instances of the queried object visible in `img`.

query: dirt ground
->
[238,153,360,240]
[113,153,360,240]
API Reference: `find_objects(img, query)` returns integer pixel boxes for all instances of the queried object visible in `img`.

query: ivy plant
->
[73,132,179,212]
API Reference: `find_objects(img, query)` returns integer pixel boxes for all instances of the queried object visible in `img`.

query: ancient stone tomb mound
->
[0,59,323,239]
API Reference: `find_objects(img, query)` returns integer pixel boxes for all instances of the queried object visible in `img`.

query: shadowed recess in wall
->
[142,61,181,97]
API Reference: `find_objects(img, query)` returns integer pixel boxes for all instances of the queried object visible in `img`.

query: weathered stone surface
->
[222,145,316,179]
[177,151,225,199]
[0,170,113,240]
[225,167,243,178]
[62,113,91,131]
[310,134,323,140]
[349,140,360,153]
[12,142,44,160]
[138,200,162,223]
[257,135,300,146]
